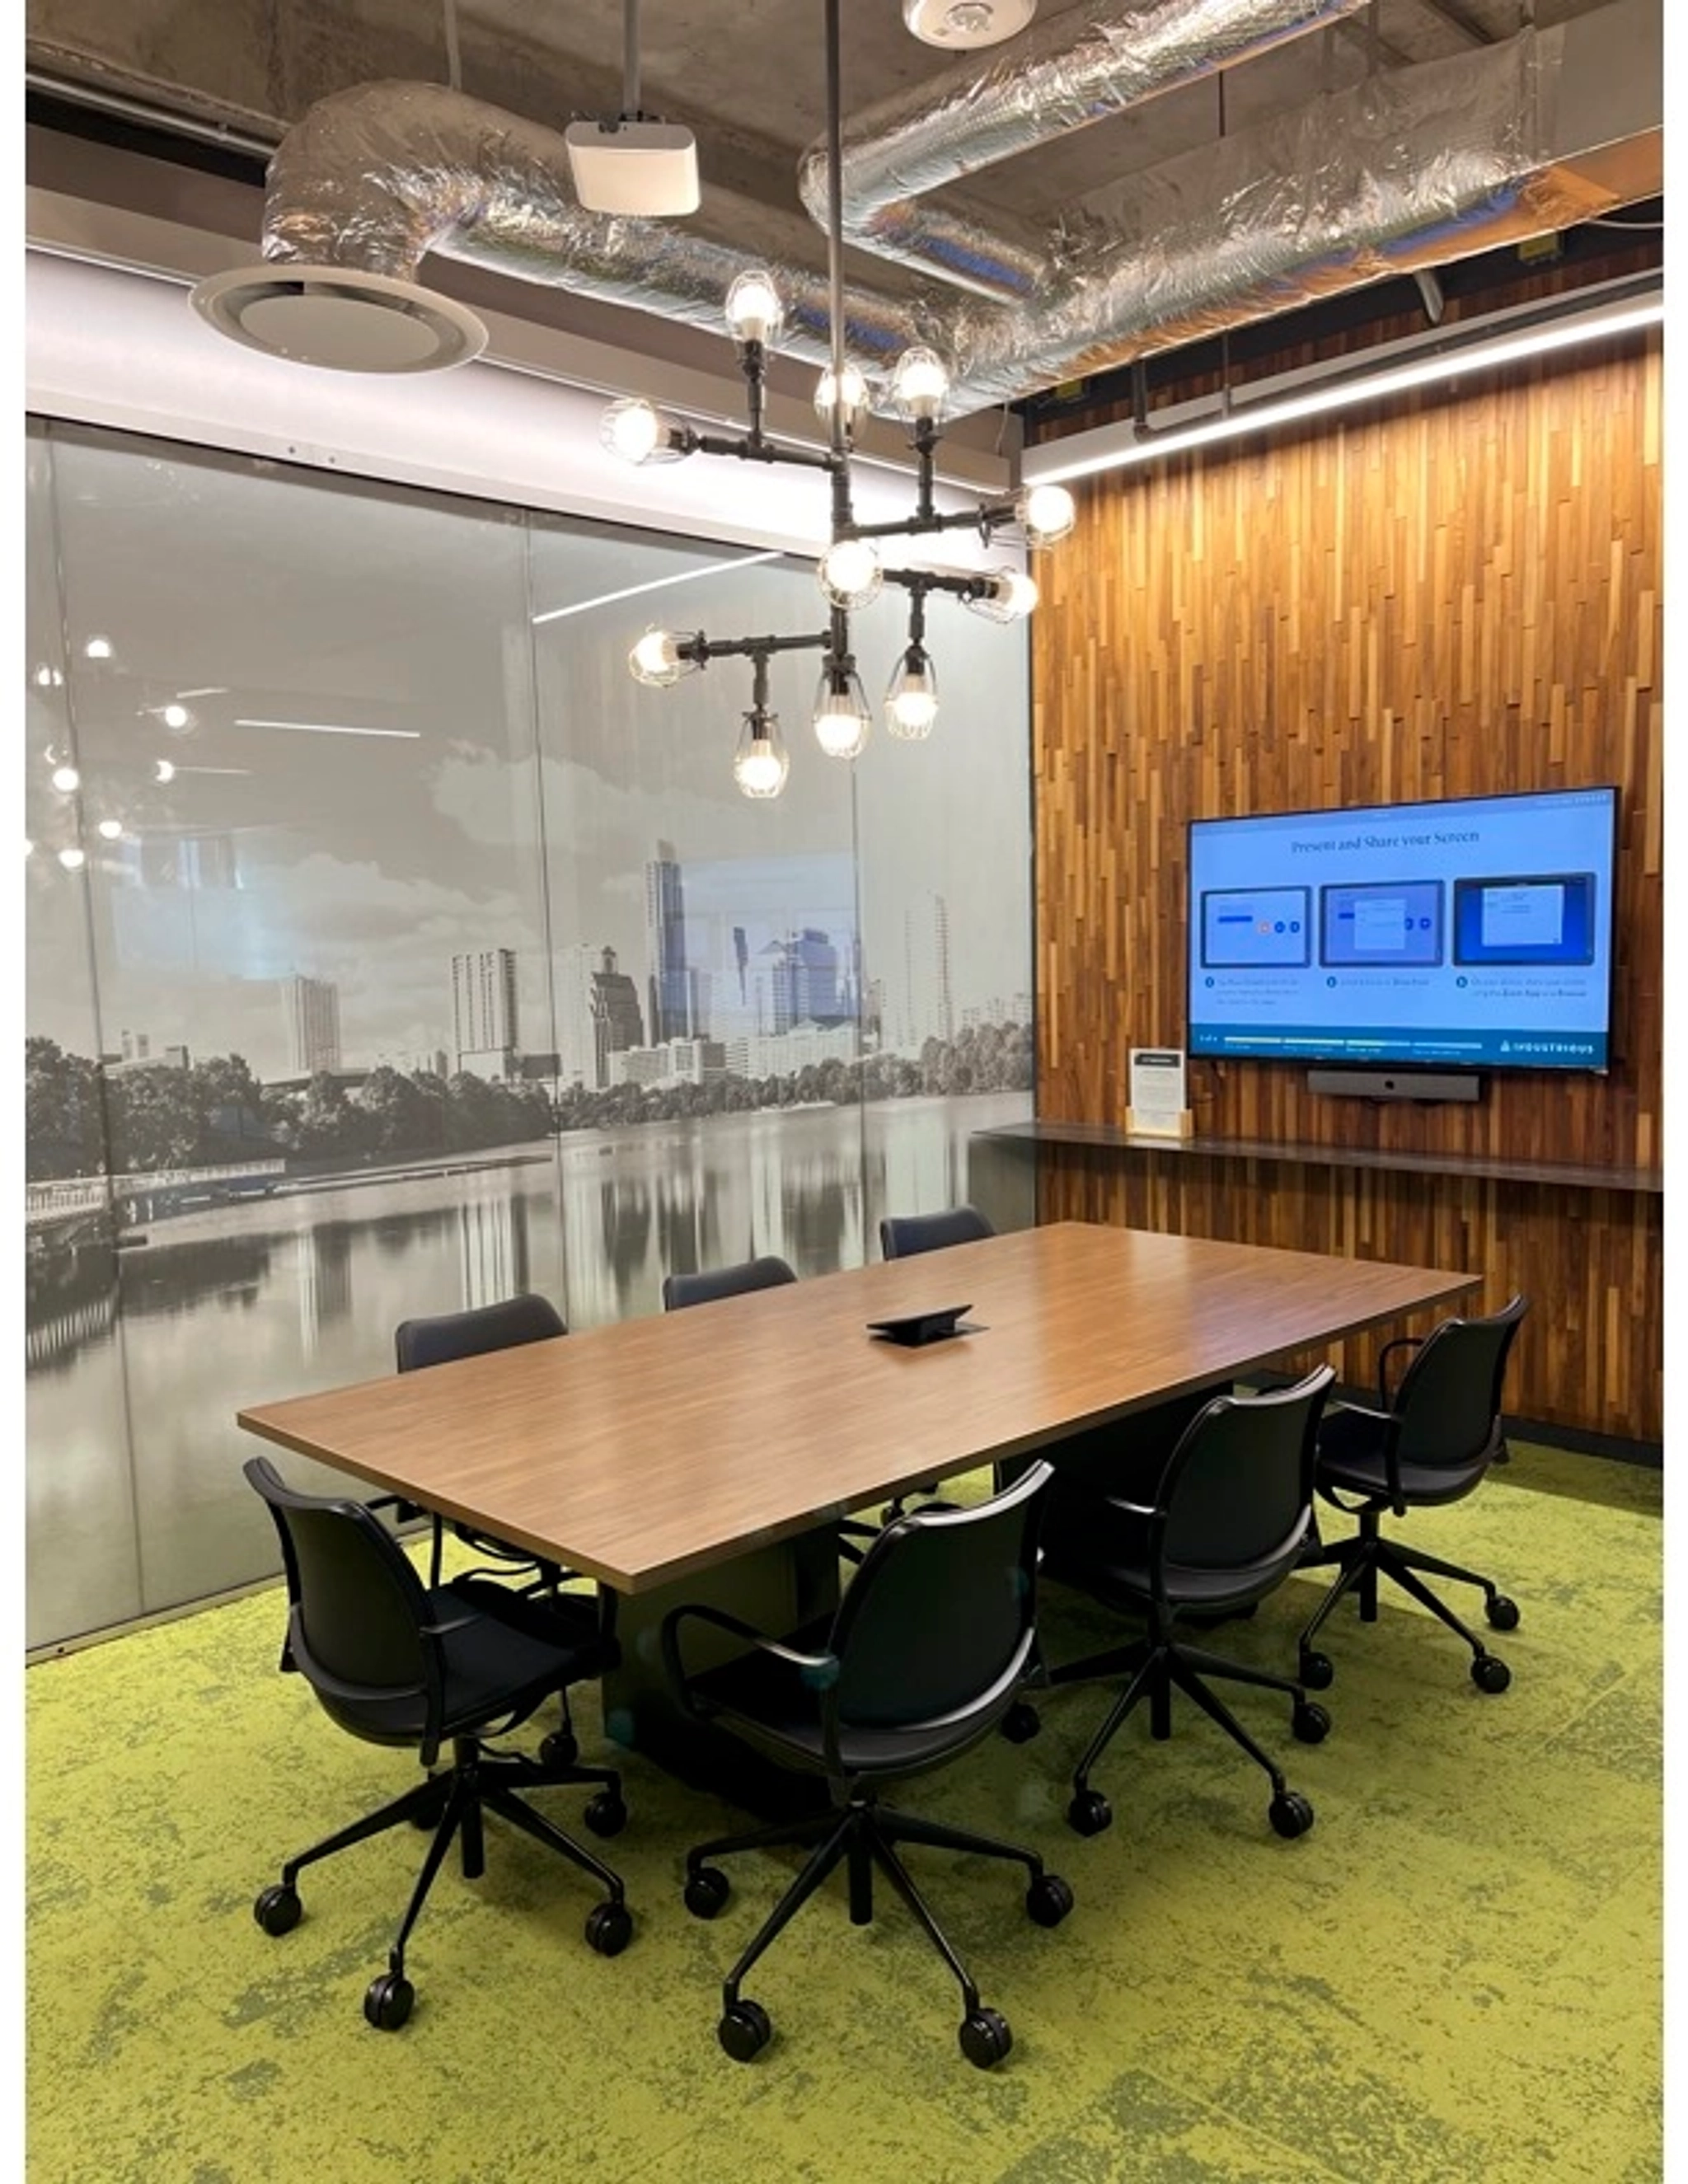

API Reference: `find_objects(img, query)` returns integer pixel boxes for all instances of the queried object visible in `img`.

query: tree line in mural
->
[24,1023,1033,1181]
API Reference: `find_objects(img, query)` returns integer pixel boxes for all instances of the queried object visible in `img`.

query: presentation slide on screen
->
[1187,789,1615,1068]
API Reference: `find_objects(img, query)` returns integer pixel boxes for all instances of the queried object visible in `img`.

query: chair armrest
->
[1377,1336,1423,1408]
[416,1610,481,1639]
[659,1601,838,1719]
[1325,1400,1393,1427]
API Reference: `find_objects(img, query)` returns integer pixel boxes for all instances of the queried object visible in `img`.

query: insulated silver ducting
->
[794,0,1371,301]
[253,79,929,369]
[196,0,1659,415]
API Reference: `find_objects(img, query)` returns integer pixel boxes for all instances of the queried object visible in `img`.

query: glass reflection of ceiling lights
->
[604,0,1074,799]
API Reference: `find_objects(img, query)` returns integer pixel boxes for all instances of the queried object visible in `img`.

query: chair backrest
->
[244,1454,440,1750]
[827,1460,1051,1736]
[1391,1295,1529,1471]
[878,1204,996,1262]
[661,1256,798,1312]
[394,1291,565,1372]
[1158,1367,1334,1577]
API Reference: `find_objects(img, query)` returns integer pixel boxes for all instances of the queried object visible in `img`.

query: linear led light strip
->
[234,718,421,738]
[531,548,785,627]
[1027,292,1665,488]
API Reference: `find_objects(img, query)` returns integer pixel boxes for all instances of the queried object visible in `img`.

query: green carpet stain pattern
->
[27,1444,1660,2183]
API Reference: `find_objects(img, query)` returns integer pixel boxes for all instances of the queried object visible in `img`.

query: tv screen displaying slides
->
[1187,786,1618,1071]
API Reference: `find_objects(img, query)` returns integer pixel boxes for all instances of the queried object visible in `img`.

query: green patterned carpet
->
[27,1444,1661,2184]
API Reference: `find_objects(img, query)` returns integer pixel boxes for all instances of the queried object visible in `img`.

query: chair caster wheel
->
[583,1791,628,1838]
[540,1728,579,1770]
[1269,1790,1315,1840]
[1471,1652,1512,1694]
[1484,1595,1520,1632]
[363,1971,414,2030]
[1067,1789,1112,1838]
[1292,1701,1331,1745]
[1025,1873,1074,1928]
[1001,1701,1042,1744]
[584,1900,633,1957]
[684,1867,730,1919]
[719,1999,772,2061]
[959,2006,1013,2069]
[1298,1650,1334,1691]
[253,1883,301,1937]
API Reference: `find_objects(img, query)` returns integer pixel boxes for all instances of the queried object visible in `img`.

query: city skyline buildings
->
[280,973,342,1077]
[451,947,519,1080]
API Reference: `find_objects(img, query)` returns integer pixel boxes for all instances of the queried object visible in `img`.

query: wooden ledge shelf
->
[977,1120,1663,1197]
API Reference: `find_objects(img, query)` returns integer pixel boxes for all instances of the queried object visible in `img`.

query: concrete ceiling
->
[26,0,1661,413]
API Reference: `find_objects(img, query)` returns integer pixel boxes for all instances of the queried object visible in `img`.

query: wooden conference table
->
[237,1221,1477,1788]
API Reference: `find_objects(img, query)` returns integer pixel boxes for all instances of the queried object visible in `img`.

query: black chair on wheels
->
[875,1209,996,1517]
[244,1455,632,2031]
[662,1460,1071,2070]
[395,1291,570,1589]
[662,1255,797,1312]
[395,1292,601,1765]
[1296,1295,1529,1696]
[879,1204,996,1261]
[1029,1367,1336,1840]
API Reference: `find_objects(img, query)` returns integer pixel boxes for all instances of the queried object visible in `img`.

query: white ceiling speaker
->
[190,265,488,373]
[565,120,701,216]
[903,0,1037,48]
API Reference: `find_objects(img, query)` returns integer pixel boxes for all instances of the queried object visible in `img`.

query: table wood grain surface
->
[236,1222,1476,1594]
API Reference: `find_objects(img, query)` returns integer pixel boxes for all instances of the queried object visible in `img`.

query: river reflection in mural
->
[26,1094,1030,1648]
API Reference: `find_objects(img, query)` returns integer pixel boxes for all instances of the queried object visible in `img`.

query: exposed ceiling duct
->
[191,0,1661,419]
[793,0,1371,301]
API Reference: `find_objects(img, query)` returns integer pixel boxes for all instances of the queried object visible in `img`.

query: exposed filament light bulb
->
[733,711,790,799]
[724,269,783,347]
[1018,481,1076,546]
[890,345,950,424]
[817,537,883,611]
[964,566,1039,623]
[884,646,939,739]
[628,629,699,687]
[813,663,872,761]
[814,362,870,434]
[600,396,689,466]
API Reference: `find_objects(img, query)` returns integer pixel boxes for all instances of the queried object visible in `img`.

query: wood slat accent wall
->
[1030,332,1663,1442]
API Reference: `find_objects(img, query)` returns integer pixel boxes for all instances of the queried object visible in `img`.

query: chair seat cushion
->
[687,1618,993,1780]
[1315,1404,1489,1507]
[1038,1484,1296,1615]
[331,1579,603,1745]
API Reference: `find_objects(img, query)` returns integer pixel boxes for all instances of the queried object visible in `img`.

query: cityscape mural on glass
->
[25,419,1034,1648]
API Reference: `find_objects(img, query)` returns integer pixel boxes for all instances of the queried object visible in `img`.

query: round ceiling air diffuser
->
[189,265,488,373]
[903,0,1036,48]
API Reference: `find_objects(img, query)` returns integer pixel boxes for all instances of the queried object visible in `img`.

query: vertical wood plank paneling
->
[1030,334,1663,1443]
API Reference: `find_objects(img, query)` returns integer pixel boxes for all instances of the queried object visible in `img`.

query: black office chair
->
[879,1203,996,1261]
[1030,1367,1335,1840]
[1296,1295,1528,1695]
[395,1292,605,1766]
[874,1209,996,1518]
[662,1460,1071,2070]
[244,1455,632,2031]
[662,1255,797,1312]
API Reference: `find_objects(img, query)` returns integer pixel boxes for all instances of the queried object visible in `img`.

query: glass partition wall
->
[24,418,1034,1652]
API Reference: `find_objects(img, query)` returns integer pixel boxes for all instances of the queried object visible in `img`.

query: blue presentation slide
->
[1187,788,1616,1069]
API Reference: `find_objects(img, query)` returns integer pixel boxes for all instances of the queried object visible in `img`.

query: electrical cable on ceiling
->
[442,0,462,94]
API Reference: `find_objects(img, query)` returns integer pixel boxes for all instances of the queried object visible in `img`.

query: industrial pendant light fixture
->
[609,0,1073,798]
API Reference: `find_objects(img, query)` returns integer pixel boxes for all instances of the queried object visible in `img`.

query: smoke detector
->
[190,265,488,373]
[903,0,1036,47]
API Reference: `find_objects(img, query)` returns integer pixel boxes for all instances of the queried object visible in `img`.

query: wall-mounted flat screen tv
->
[1186,785,1619,1071]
